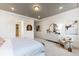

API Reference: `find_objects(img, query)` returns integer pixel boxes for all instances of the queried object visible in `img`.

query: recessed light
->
[59,6,63,10]
[10,7,15,11]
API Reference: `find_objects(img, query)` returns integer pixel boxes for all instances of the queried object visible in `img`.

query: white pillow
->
[0,37,5,47]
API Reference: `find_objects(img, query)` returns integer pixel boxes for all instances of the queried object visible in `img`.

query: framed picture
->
[36,25,41,31]
[27,24,32,31]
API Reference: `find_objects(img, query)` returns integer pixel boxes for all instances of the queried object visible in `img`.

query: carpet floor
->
[35,38,79,56]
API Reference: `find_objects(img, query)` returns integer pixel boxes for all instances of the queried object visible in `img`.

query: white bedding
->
[0,39,13,56]
[0,37,45,56]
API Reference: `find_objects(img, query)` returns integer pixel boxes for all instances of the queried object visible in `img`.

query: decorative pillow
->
[0,37,5,47]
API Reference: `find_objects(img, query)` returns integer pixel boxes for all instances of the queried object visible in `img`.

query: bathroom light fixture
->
[33,5,40,11]
[59,6,63,10]
[10,7,15,11]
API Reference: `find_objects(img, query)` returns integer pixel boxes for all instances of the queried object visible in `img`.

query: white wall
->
[0,10,36,39]
[23,20,34,39]
[35,8,79,43]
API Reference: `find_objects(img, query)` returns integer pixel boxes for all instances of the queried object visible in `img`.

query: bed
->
[0,37,45,56]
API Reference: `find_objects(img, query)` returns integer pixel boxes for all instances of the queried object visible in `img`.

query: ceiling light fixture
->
[33,5,40,11]
[38,16,41,19]
[59,6,63,10]
[10,7,15,11]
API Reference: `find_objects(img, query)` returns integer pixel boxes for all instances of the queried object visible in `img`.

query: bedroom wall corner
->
[0,10,35,39]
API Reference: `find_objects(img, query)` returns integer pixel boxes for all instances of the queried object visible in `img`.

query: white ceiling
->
[0,3,78,19]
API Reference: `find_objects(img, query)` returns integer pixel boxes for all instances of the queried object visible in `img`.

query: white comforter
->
[0,37,45,56]
[0,39,13,56]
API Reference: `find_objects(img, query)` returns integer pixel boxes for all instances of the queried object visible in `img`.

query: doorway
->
[16,22,22,37]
